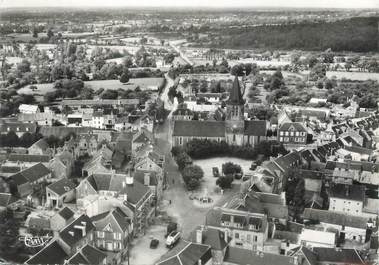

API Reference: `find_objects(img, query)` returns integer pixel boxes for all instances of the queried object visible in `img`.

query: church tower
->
[225,76,245,145]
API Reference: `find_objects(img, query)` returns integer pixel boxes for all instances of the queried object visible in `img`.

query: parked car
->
[150,238,159,249]
[250,162,258,171]
[166,231,181,248]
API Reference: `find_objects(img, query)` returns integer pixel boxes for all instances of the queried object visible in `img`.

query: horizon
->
[0,0,378,9]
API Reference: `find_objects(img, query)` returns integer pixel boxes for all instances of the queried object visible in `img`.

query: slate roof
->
[313,247,365,264]
[157,241,212,265]
[68,244,107,265]
[244,120,267,136]
[47,178,76,196]
[8,154,50,163]
[58,207,75,220]
[59,214,95,246]
[190,227,230,251]
[29,138,49,151]
[0,192,19,208]
[91,207,131,232]
[11,163,50,185]
[173,120,225,137]
[329,184,365,202]
[0,122,37,134]
[279,122,307,132]
[134,170,158,186]
[224,247,295,265]
[26,240,68,264]
[303,208,370,229]
[86,173,151,205]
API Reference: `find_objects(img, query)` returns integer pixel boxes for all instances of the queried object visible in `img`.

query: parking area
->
[127,225,169,265]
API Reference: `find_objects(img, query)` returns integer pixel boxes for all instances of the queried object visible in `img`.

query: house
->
[172,107,194,121]
[19,104,40,114]
[50,207,75,232]
[57,214,95,255]
[92,110,116,130]
[329,184,365,216]
[66,244,107,265]
[49,150,75,179]
[10,163,51,197]
[82,145,114,177]
[46,178,76,209]
[156,240,212,265]
[278,122,308,145]
[91,207,132,264]
[0,121,37,137]
[0,192,21,213]
[192,226,231,265]
[5,153,50,168]
[28,138,50,155]
[172,76,267,147]
[303,208,374,243]
[299,229,336,248]
[134,151,165,175]
[205,207,269,251]
[223,247,295,265]
[26,240,68,265]
[290,246,365,265]
[76,172,153,236]
[134,170,164,201]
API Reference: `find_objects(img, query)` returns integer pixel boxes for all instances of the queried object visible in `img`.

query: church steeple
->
[227,75,245,105]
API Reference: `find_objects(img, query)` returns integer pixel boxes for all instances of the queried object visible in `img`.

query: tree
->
[47,28,54,39]
[216,175,234,189]
[176,152,192,171]
[32,28,39,38]
[309,63,326,81]
[120,71,130,84]
[182,165,204,190]
[222,162,242,175]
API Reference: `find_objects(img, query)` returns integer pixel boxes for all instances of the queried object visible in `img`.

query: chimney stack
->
[196,229,203,244]
[345,185,350,197]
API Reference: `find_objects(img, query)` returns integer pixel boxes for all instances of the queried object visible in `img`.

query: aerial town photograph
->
[0,0,378,264]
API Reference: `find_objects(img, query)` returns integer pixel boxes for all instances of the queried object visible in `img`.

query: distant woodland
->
[214,17,379,52]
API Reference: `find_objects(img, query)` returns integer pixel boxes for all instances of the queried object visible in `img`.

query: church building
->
[172,76,268,147]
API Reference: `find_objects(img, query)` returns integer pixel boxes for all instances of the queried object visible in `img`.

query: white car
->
[166,231,181,248]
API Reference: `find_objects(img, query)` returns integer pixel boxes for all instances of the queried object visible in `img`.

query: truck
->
[166,231,181,248]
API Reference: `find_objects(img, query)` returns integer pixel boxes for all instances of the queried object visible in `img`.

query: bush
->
[216,175,234,189]
[222,162,242,176]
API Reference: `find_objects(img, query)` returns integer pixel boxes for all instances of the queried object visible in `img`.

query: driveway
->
[128,225,168,265]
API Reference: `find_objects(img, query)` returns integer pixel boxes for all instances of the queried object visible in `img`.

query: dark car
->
[150,239,159,249]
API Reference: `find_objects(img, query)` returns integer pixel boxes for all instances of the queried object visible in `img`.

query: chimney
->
[345,185,350,197]
[224,230,228,243]
[293,256,298,265]
[126,174,134,185]
[122,181,126,188]
[74,225,86,237]
[196,229,203,244]
[68,231,74,237]
[144,173,150,186]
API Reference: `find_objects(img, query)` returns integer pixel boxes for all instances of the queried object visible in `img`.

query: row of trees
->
[0,132,43,148]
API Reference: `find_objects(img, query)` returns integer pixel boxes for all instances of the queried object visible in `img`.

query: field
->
[17,78,165,95]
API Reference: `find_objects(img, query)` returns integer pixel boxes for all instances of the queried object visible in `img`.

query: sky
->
[0,0,378,9]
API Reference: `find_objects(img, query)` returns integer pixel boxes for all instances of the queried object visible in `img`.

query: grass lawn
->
[17,77,165,95]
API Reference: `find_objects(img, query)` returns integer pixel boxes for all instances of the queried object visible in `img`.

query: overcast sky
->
[0,0,378,8]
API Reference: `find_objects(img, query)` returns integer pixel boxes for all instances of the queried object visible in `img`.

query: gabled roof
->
[91,207,131,233]
[172,120,225,137]
[224,247,295,265]
[26,240,68,265]
[8,154,50,163]
[191,227,230,251]
[29,138,49,151]
[157,240,212,265]
[0,122,37,134]
[68,244,107,265]
[0,192,19,208]
[11,163,50,185]
[279,122,307,132]
[57,207,75,221]
[47,178,76,196]
[313,247,365,264]
[303,208,370,229]
[329,184,365,202]
[59,214,95,246]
